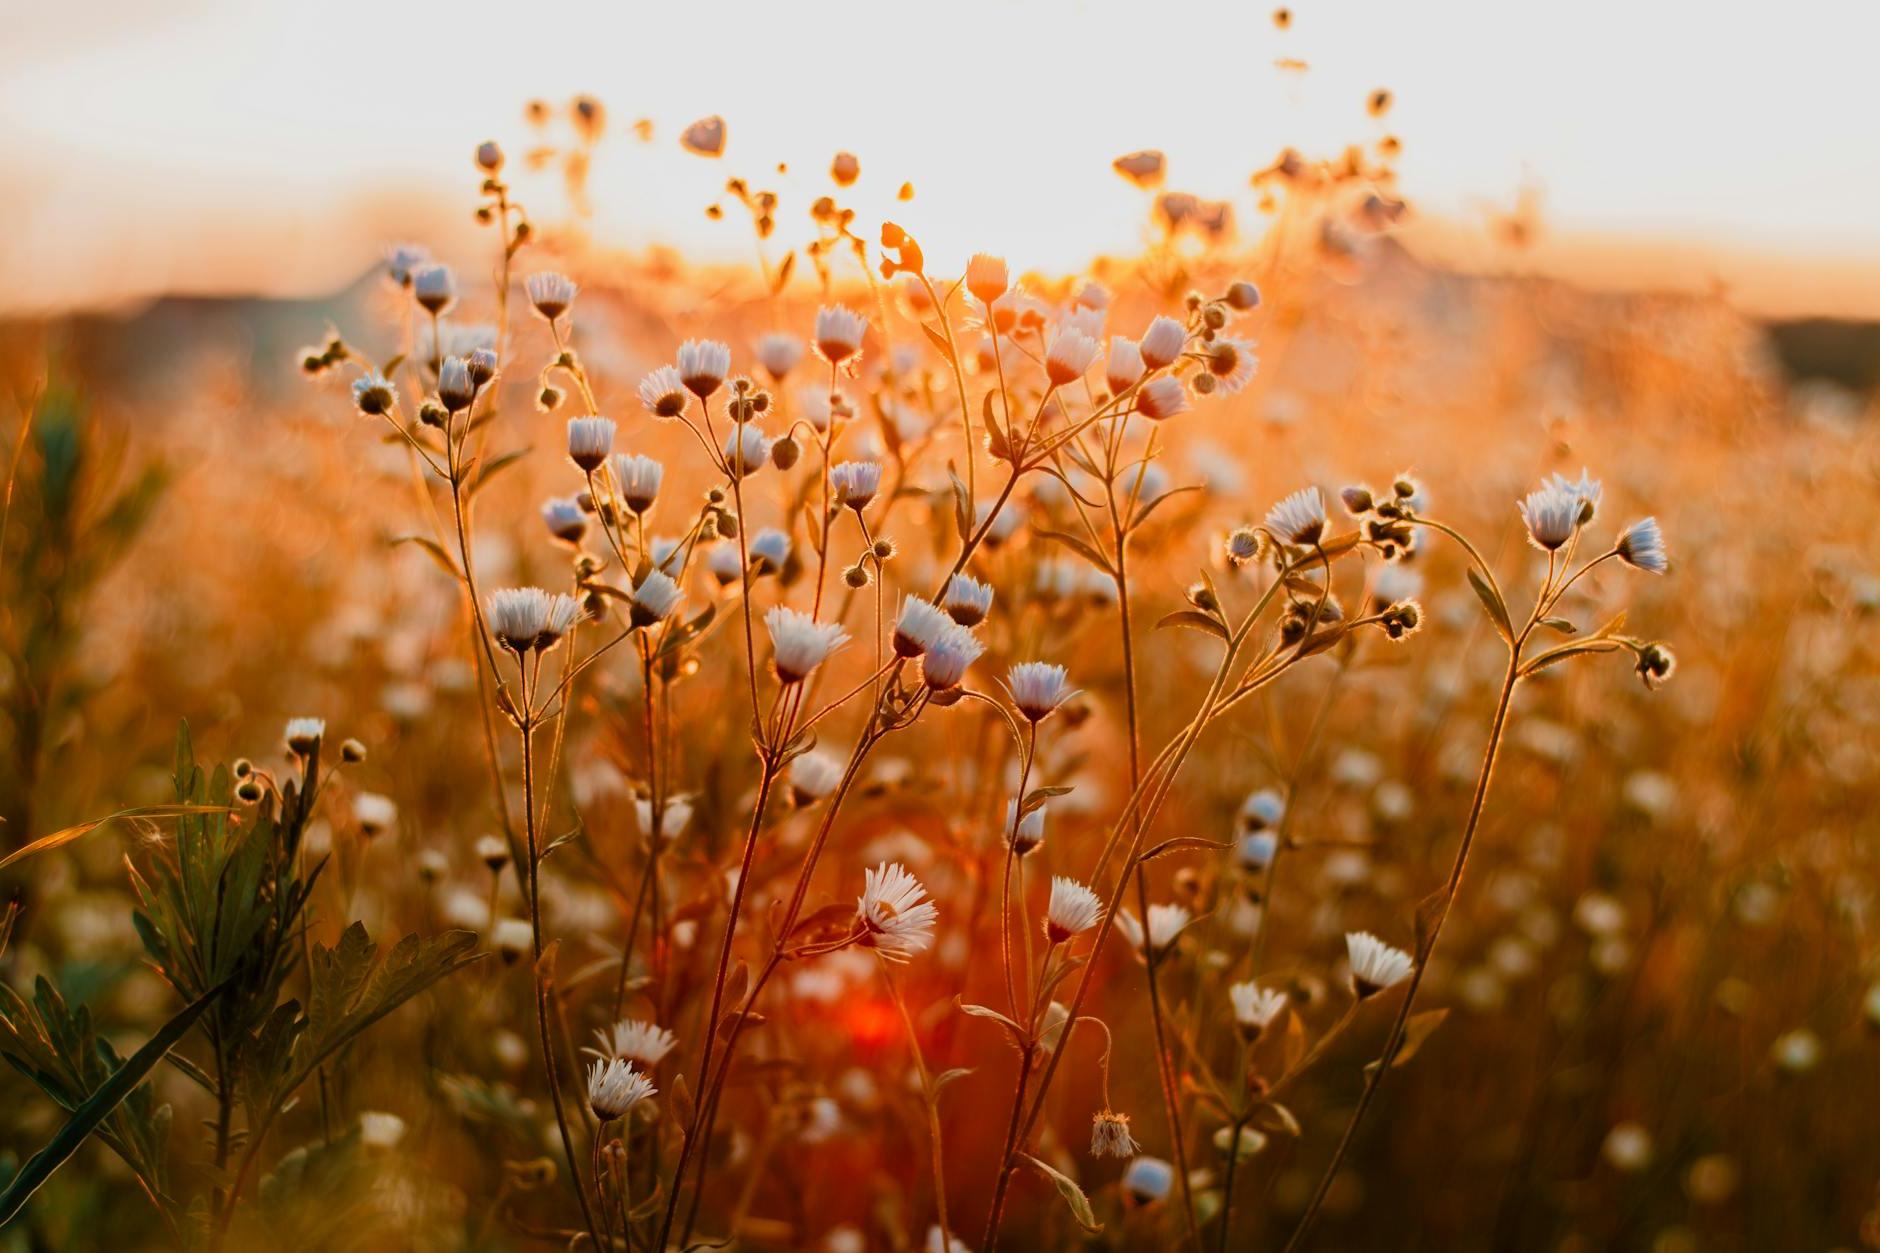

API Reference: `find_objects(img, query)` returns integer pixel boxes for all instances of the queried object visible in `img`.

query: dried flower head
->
[1090,1109,1141,1158]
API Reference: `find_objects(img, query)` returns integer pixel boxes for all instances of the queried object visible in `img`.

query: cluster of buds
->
[1341,476,1421,560]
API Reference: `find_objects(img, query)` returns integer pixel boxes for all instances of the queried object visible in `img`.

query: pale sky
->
[3,0,1878,313]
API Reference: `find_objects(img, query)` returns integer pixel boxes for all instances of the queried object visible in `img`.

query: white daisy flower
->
[1105,336,1144,394]
[1135,375,1190,421]
[1546,468,1603,522]
[789,751,845,804]
[351,372,395,416]
[1005,799,1047,857]
[765,607,849,684]
[565,417,616,472]
[474,834,509,870]
[942,572,995,626]
[1045,327,1102,386]
[492,917,533,962]
[586,1057,656,1120]
[723,425,771,479]
[1236,831,1278,872]
[705,542,745,586]
[1204,336,1258,394]
[920,623,985,691]
[830,460,882,510]
[639,365,689,418]
[487,587,552,653]
[965,253,1009,306]
[1007,661,1073,722]
[1518,482,1581,552]
[634,794,693,841]
[893,596,954,657]
[542,496,587,545]
[437,356,476,412]
[1617,517,1667,574]
[384,243,428,288]
[591,1018,678,1067]
[1118,903,1191,959]
[285,717,326,755]
[1266,486,1328,546]
[755,332,805,380]
[814,305,868,365]
[1045,876,1102,942]
[1240,788,1285,832]
[629,570,684,627]
[358,1111,405,1150]
[856,862,938,962]
[525,271,577,321]
[1345,930,1415,997]
[1229,982,1288,1038]
[748,528,791,574]
[677,339,732,398]
[611,453,663,513]
[412,263,454,313]
[1138,315,1187,370]
[1122,1155,1174,1203]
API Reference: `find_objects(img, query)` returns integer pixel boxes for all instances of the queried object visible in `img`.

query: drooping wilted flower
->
[678,339,732,398]
[1266,486,1328,546]
[1139,315,1187,369]
[1119,903,1191,960]
[352,372,396,416]
[920,624,984,691]
[1005,799,1046,857]
[1007,662,1072,722]
[587,1058,656,1120]
[1045,327,1102,386]
[1229,982,1288,1040]
[639,365,689,418]
[966,253,1009,306]
[1135,375,1190,421]
[789,751,844,805]
[814,305,868,366]
[893,596,953,657]
[566,416,617,472]
[766,607,849,684]
[1617,517,1668,573]
[942,573,994,626]
[755,332,805,380]
[285,717,326,755]
[412,264,455,314]
[1090,1109,1140,1158]
[525,271,577,322]
[723,425,772,479]
[830,460,882,510]
[592,1019,678,1068]
[857,862,938,962]
[1346,931,1415,997]
[1518,482,1580,551]
[629,570,684,628]
[1045,876,1103,942]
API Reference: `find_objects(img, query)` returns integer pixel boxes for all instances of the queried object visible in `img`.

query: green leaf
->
[1019,1152,1103,1233]
[1466,568,1514,642]
[0,805,229,874]
[0,981,225,1226]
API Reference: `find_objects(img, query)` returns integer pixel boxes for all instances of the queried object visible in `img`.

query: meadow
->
[1,97,1877,1253]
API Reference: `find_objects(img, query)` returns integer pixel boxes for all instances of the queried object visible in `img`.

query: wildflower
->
[412,264,455,314]
[566,417,616,472]
[1346,931,1415,997]
[966,253,1009,306]
[1045,876,1102,942]
[540,594,583,649]
[1378,599,1423,641]
[1007,662,1072,722]
[940,573,994,627]
[629,570,684,628]
[797,387,841,432]
[856,862,938,962]
[354,792,397,837]
[340,739,366,764]
[1229,982,1288,1040]
[525,271,577,322]
[766,607,849,684]
[492,918,532,962]
[1518,482,1580,551]
[1770,1028,1821,1074]
[475,834,509,872]
[926,1228,971,1253]
[1103,335,1146,395]
[893,596,953,657]
[1119,903,1191,960]
[467,346,498,386]
[814,305,868,366]
[738,528,786,576]
[639,365,689,418]
[920,624,984,691]
[438,356,476,412]
[789,751,844,805]
[1266,486,1328,546]
[1237,832,1278,872]
[723,425,771,479]
[359,1111,406,1150]
[1122,1156,1174,1203]
[1006,799,1046,857]
[1205,337,1258,393]
[593,1018,678,1067]
[678,339,732,398]
[285,717,326,755]
[1224,526,1264,565]
[1226,280,1262,310]
[1547,468,1603,522]
[1090,1110,1140,1158]
[385,243,428,288]
[612,453,663,513]
[352,372,396,416]
[487,587,550,652]
[831,460,882,510]
[705,543,744,587]
[1139,315,1187,369]
[755,332,805,380]
[1135,375,1190,420]
[587,1058,656,1121]
[1044,327,1102,386]
[1617,517,1668,573]
[1602,1122,1653,1172]
[635,795,694,841]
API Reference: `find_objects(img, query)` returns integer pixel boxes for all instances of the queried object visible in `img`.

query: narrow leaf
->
[1019,1153,1103,1233]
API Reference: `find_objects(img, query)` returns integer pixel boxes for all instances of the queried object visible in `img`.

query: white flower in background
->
[384,243,428,288]
[525,271,577,322]
[830,460,882,510]
[353,792,397,837]
[1518,481,1580,551]
[814,305,869,365]
[539,593,582,650]
[965,253,1009,306]
[1045,876,1102,942]
[1617,517,1668,573]
[1044,326,1102,386]
[1240,788,1285,832]
[925,1227,972,1253]
[639,365,689,418]
[592,1018,678,1067]
[705,543,744,586]
[1266,486,1328,546]
[474,834,510,871]
[1118,903,1191,960]
[1547,468,1603,522]
[1005,799,1046,856]
[920,624,984,691]
[797,386,838,432]
[723,425,772,479]
[1007,662,1073,722]
[766,607,849,684]
[856,862,938,962]
[412,263,454,313]
[566,417,616,472]
[1236,832,1278,872]
[1770,1027,1822,1074]
[635,794,693,841]
[492,917,532,962]
[789,751,844,804]
[1122,1155,1174,1203]
[1135,375,1190,421]
[893,596,953,657]
[942,573,995,626]
[586,1057,656,1120]
[1090,1109,1140,1158]
[748,528,792,573]
[755,332,805,380]
[1346,931,1415,997]
[1138,315,1187,369]
[284,717,326,755]
[677,339,732,398]
[629,570,684,627]
[358,1111,406,1150]
[541,496,587,545]
[1602,1122,1653,1172]
[612,453,663,513]
[1229,982,1288,1039]
[437,356,475,411]
[1106,335,1145,393]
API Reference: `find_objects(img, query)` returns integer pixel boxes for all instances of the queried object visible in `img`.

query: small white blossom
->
[830,460,882,510]
[1122,1155,1174,1202]
[612,453,663,513]
[586,1057,656,1120]
[1345,930,1415,997]
[814,305,869,365]
[1138,315,1187,369]
[639,365,688,418]
[789,751,844,803]
[1007,662,1073,722]
[765,607,849,684]
[677,339,732,398]
[566,417,616,472]
[635,794,694,841]
[1106,336,1144,394]
[942,573,995,626]
[592,1019,678,1067]
[1045,876,1103,942]
[723,425,772,479]
[1229,982,1288,1037]
[1044,327,1102,386]
[893,596,954,657]
[857,862,938,962]
[920,624,985,691]
[966,253,1009,306]
[748,528,792,573]
[284,717,326,754]
[1617,517,1668,574]
[1135,375,1190,421]
[525,271,577,321]
[1118,903,1191,959]
[1518,482,1581,551]
[1266,487,1327,546]
[629,570,684,627]
[755,332,805,380]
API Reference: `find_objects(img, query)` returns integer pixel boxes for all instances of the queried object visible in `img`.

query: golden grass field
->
[1,89,1878,1253]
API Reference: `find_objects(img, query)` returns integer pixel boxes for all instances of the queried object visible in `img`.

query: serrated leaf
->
[1019,1153,1102,1233]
